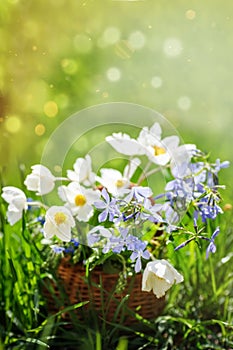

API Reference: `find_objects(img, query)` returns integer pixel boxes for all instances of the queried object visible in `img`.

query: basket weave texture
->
[45,258,165,324]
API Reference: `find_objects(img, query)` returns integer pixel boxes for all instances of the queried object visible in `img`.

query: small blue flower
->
[197,196,223,222]
[130,241,150,273]
[27,197,34,210]
[52,245,65,254]
[64,247,75,253]
[213,159,230,173]
[124,186,152,203]
[174,237,195,251]
[70,238,79,247]
[94,188,120,222]
[165,178,194,211]
[206,227,220,259]
[37,216,45,225]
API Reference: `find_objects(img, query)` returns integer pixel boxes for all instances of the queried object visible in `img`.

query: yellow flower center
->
[54,212,67,225]
[154,145,166,156]
[115,179,125,188]
[74,194,87,206]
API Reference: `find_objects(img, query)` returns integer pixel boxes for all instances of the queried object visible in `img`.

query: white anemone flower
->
[106,123,180,166]
[1,186,28,225]
[67,154,96,186]
[137,122,162,148]
[97,158,141,196]
[58,182,100,222]
[106,132,145,156]
[43,206,75,242]
[137,123,180,166]
[142,259,184,298]
[145,135,180,166]
[24,165,56,195]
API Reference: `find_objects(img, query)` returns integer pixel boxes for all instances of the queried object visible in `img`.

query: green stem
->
[137,161,152,184]
[209,255,217,295]
[96,332,102,350]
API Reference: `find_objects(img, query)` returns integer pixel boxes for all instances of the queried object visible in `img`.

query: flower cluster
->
[1,123,229,298]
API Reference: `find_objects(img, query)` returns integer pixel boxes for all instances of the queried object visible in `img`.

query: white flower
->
[106,123,180,166]
[142,259,184,298]
[43,206,75,242]
[24,165,56,195]
[137,122,162,148]
[58,182,100,222]
[97,158,141,196]
[170,144,197,178]
[138,123,180,166]
[106,132,145,156]
[67,155,96,186]
[1,186,27,225]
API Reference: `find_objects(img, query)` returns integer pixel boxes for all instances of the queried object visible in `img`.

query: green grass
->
[0,189,232,349]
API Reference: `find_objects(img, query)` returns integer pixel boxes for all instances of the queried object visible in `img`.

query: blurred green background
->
[0,0,232,200]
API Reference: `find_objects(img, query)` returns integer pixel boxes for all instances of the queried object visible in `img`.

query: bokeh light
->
[163,37,183,57]
[5,116,21,133]
[177,96,192,111]
[73,34,93,54]
[44,101,58,118]
[0,0,232,200]
[128,30,146,50]
[185,9,196,20]
[103,26,121,45]
[61,59,79,75]
[106,67,121,82]
[151,76,163,89]
[35,123,46,136]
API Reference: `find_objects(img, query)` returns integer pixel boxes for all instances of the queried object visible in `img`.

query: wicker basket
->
[45,258,165,324]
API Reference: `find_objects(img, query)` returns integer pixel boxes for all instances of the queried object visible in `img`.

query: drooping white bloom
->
[43,206,75,242]
[24,165,56,195]
[58,182,100,222]
[106,132,145,156]
[67,154,96,186]
[1,186,28,225]
[142,259,184,298]
[97,158,141,196]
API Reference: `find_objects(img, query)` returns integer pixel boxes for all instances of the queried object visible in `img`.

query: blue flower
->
[197,195,223,222]
[70,238,79,247]
[87,226,112,247]
[105,227,131,254]
[64,247,75,253]
[27,197,34,210]
[37,215,45,225]
[206,227,220,259]
[94,188,120,222]
[165,177,194,211]
[52,245,65,254]
[124,186,152,203]
[130,240,150,273]
[213,159,230,173]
